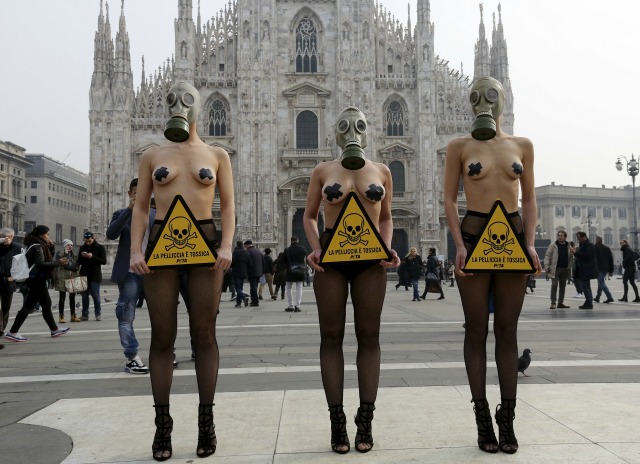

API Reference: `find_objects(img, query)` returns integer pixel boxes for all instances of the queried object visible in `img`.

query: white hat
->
[63,239,73,248]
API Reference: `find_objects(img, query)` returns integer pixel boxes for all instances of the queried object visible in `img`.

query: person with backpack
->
[4,225,70,342]
[619,239,640,302]
[0,228,21,337]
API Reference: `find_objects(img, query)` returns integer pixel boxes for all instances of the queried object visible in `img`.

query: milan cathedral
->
[89,0,513,257]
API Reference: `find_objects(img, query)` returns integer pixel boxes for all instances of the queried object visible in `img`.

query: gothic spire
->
[473,2,491,80]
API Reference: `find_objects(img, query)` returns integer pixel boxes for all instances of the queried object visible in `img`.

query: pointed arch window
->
[296,18,318,73]
[296,111,318,149]
[208,99,228,136]
[386,101,405,136]
[389,161,405,192]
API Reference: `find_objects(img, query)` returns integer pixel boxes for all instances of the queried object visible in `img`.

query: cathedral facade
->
[89,0,513,259]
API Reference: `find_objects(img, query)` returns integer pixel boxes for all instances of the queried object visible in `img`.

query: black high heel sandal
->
[471,399,498,453]
[152,404,173,462]
[354,402,375,453]
[328,404,350,454]
[197,403,217,458]
[495,399,518,454]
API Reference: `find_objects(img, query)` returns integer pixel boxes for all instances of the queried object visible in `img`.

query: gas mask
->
[469,77,505,141]
[164,81,201,142]
[335,106,368,170]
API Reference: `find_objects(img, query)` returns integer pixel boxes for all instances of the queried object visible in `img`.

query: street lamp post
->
[616,154,639,250]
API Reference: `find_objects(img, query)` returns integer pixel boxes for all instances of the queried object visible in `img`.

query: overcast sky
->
[1,0,639,189]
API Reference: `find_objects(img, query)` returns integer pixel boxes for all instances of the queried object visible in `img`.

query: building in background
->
[536,182,640,267]
[24,154,89,247]
[89,0,515,259]
[0,140,30,236]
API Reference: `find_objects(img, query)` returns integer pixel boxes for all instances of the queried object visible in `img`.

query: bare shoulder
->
[513,135,534,150]
[313,159,338,175]
[447,135,472,152]
[208,144,230,159]
[371,159,391,176]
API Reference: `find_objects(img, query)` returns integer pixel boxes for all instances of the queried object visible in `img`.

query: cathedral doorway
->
[392,229,409,259]
[291,208,324,253]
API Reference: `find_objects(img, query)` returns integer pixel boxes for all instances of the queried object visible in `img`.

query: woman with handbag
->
[420,248,445,300]
[4,225,70,342]
[53,239,81,323]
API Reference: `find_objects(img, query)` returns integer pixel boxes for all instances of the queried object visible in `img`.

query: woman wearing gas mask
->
[444,76,541,454]
[304,106,400,454]
[130,81,234,461]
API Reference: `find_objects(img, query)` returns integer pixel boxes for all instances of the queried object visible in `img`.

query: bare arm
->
[130,149,153,274]
[443,138,468,275]
[518,137,542,272]
[213,147,234,270]
[304,165,325,272]
[377,163,400,268]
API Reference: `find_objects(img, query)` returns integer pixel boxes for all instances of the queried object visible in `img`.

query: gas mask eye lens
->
[337,119,350,134]
[166,93,177,106]
[470,90,480,105]
[486,88,499,103]
[355,119,367,133]
[182,93,195,106]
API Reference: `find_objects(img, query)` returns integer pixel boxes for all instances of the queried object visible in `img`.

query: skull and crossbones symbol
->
[163,216,197,251]
[338,213,371,247]
[482,221,514,255]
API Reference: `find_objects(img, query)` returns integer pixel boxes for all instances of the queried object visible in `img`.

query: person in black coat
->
[619,239,640,302]
[77,231,107,321]
[282,236,307,312]
[403,247,423,301]
[231,240,251,307]
[0,228,21,336]
[259,248,275,300]
[4,225,70,342]
[394,260,410,291]
[420,248,444,300]
[244,240,264,307]
[594,236,614,303]
[571,232,598,309]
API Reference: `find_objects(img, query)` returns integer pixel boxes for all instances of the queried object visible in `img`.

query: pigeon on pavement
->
[518,349,532,377]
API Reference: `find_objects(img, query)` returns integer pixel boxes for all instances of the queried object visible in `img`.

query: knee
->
[320,329,344,347]
[354,327,380,348]
[464,322,489,343]
[191,326,216,348]
[493,321,518,343]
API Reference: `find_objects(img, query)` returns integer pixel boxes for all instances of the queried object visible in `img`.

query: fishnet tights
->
[458,212,527,400]
[314,263,387,406]
[144,266,223,405]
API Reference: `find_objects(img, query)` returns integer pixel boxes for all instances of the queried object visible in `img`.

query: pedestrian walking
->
[283,236,306,312]
[420,248,444,300]
[571,232,597,309]
[4,225,70,342]
[231,241,251,308]
[593,236,614,304]
[273,252,286,300]
[403,248,423,301]
[618,239,640,302]
[0,228,21,336]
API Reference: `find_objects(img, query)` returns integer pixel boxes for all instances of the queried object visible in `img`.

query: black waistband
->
[154,218,214,225]
[465,210,520,218]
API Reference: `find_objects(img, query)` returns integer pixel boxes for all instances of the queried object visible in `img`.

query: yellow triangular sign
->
[320,192,391,263]
[463,200,535,273]
[145,194,217,269]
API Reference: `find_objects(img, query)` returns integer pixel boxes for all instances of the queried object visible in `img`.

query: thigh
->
[144,269,180,335]
[492,273,527,330]
[314,266,349,337]
[187,267,222,330]
[456,273,492,326]
[351,264,386,337]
